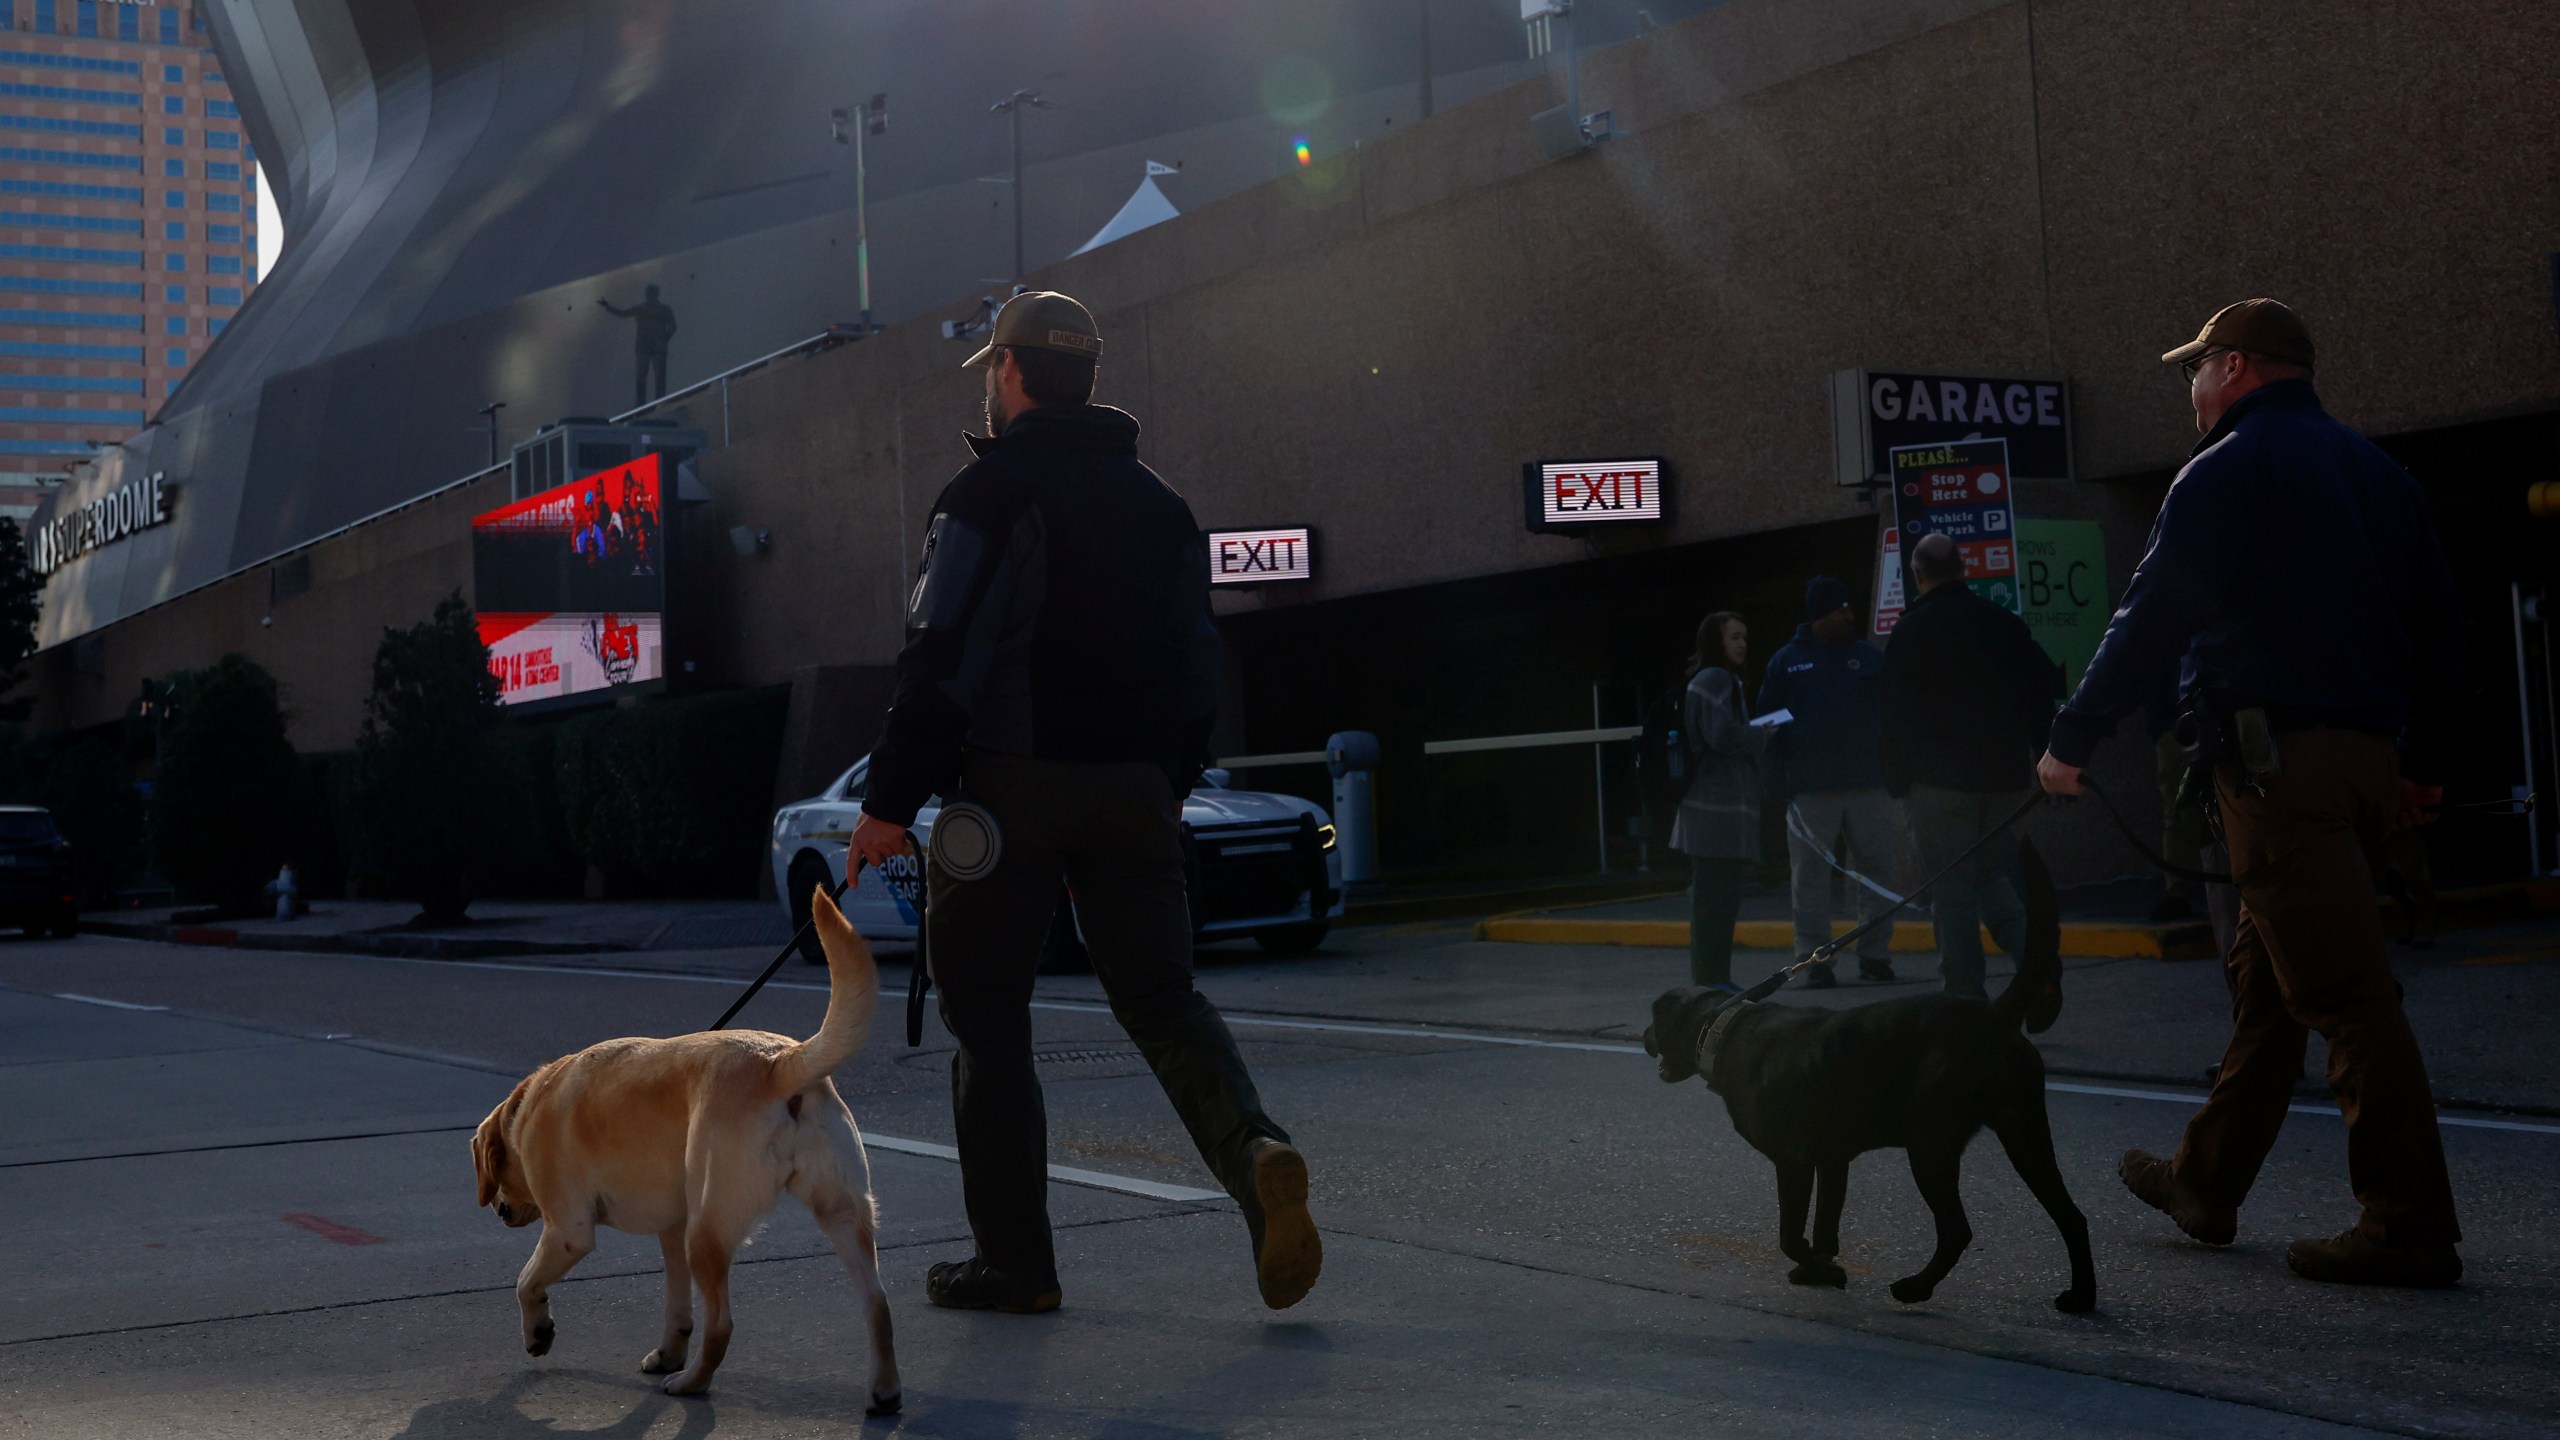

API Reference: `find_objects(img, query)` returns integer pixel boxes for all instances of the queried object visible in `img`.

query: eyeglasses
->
[2179,347,2230,383]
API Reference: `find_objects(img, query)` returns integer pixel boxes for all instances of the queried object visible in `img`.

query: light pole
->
[990,88,1051,282]
[831,94,888,330]
[477,399,505,468]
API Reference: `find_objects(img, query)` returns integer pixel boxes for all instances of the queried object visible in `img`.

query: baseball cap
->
[963,290,1105,369]
[1805,575,1851,621]
[2160,298,2315,369]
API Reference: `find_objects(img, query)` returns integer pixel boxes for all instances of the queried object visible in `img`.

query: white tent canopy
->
[1072,161,1181,256]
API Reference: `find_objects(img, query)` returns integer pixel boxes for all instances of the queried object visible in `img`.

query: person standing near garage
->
[1761,576,1899,987]
[848,291,1321,1315]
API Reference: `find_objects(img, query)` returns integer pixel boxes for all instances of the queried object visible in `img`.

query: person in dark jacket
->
[851,292,1320,1315]
[1760,576,1896,987]
[1670,610,1770,991]
[1877,531,2063,998]
[2037,298,2465,1288]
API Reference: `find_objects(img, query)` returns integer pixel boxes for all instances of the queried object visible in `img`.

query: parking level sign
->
[1889,437,2019,613]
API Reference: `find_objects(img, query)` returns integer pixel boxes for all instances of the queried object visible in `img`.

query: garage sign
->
[1522,457,1667,532]
[1830,369,2070,486]
[1208,527,1312,585]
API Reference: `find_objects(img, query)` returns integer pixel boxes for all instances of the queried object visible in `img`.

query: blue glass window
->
[207,100,237,119]
[162,127,181,146]
[162,96,182,115]
[0,405,144,424]
[204,161,238,181]
[162,65,182,84]
[205,254,239,275]
[0,82,140,106]
[116,2,134,41]
[0,242,139,264]
[164,379,179,394]
[0,114,142,138]
[162,220,182,239]
[0,51,130,74]
[164,347,185,366]
[162,189,183,207]
[0,275,141,297]
[33,2,53,33]
[204,131,238,150]
[158,7,176,44]
[206,317,224,335]
[0,146,141,170]
[161,283,181,301]
[205,223,238,244]
[0,340,143,360]
[1,178,144,202]
[0,211,142,233]
[0,373,141,392]
[161,157,180,177]
[206,285,240,306]
[204,192,238,212]
[163,315,184,335]
[75,1,93,39]
[0,307,142,329]
[161,253,183,271]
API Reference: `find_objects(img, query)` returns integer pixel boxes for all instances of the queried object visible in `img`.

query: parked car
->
[0,806,77,938]
[770,760,1343,961]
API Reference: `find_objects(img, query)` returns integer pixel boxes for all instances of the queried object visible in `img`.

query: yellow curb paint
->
[1473,916,2207,960]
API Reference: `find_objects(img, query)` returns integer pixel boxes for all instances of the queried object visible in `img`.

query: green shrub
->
[352,595,503,924]
[153,654,298,913]
[555,687,789,897]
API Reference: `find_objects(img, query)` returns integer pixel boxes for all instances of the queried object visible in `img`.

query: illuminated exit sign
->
[1523,457,1668,532]
[1208,527,1313,585]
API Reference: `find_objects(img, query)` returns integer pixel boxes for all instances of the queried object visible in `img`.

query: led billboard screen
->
[472,453,666,705]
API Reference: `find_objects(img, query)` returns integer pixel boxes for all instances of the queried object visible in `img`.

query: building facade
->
[0,0,251,522]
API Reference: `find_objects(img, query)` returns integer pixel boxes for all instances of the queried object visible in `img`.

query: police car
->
[770,758,1346,959]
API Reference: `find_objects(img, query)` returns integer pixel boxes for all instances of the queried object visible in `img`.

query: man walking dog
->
[2037,298,2465,1287]
[849,290,1321,1314]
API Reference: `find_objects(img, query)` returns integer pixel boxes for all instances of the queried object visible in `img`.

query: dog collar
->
[1693,1000,1751,1093]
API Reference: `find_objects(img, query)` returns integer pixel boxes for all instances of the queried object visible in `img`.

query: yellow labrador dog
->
[471,888,899,1413]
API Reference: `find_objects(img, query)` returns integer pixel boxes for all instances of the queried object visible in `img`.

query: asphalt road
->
[1,918,2552,1439]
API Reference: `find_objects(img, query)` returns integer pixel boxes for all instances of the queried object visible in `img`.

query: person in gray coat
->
[1670,611,1772,991]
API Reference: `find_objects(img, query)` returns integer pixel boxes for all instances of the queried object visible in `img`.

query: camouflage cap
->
[964,290,1104,368]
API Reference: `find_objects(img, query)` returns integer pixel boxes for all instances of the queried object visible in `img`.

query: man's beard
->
[984,386,1008,437]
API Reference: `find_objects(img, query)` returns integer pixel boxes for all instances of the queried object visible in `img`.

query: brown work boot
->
[2286,1230,2462,1288]
[2118,1150,2237,1245]
[1248,1138,1322,1310]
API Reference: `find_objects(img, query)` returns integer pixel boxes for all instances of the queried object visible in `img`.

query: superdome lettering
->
[30,470,169,577]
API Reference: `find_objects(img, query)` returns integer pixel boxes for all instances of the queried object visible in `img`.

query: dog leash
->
[1738,789,2047,1004]
[710,831,922,1032]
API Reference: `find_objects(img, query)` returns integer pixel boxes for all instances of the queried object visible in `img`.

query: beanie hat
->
[1804,575,1852,621]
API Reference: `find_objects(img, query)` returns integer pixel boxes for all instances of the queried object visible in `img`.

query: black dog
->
[1643,839,2096,1313]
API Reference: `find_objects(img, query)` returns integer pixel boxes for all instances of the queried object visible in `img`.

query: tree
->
[153,654,298,913]
[354,593,503,925]
[0,517,42,720]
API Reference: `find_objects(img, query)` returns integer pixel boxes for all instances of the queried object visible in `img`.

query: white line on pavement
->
[52,992,168,1011]
[863,1132,1229,1204]
[93,950,2560,1138]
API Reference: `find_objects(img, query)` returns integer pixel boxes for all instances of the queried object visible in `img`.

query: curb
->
[1474,916,2217,960]
[79,917,627,961]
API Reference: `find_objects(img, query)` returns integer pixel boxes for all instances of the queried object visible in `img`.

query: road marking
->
[81,949,2560,1138]
[863,1132,1228,1205]
[281,1212,387,1246]
[52,992,168,1011]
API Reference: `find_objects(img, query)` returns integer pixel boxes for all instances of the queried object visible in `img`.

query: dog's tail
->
[1992,836,2063,1034]
[770,885,881,1094]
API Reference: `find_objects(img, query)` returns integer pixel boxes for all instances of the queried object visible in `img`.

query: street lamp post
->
[990,88,1050,282]
[831,94,888,331]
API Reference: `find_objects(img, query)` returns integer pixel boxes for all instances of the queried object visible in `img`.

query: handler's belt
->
[1693,999,1752,1095]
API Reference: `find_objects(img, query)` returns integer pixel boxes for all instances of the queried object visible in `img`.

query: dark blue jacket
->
[2048,380,2462,782]
[1759,626,1887,796]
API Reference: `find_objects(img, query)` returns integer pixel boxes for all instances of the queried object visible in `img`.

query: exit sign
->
[1208,527,1312,585]
[1523,457,1668,532]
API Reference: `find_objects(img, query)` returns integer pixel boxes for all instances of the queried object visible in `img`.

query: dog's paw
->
[662,1372,710,1398]
[866,1388,903,1418]
[1787,1260,1848,1289]
[524,1319,555,1357]
[1889,1275,1935,1305]
[2054,1286,2098,1315]
[639,1346,685,1374]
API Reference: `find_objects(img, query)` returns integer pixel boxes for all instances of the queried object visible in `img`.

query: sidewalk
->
[1476,875,2560,961]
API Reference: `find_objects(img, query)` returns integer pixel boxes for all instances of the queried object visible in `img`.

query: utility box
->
[511,417,707,501]
[1326,731,1381,885]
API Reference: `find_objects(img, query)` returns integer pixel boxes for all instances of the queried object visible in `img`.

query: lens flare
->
[1293,138,1312,166]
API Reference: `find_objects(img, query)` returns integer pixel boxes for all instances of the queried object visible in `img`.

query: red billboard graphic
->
[472,455,666,705]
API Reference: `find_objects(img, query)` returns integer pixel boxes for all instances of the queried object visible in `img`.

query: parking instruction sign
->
[1889,437,2019,613]
[2016,517,2109,688]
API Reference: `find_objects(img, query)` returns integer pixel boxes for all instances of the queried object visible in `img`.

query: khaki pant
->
[2171,730,2461,1248]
